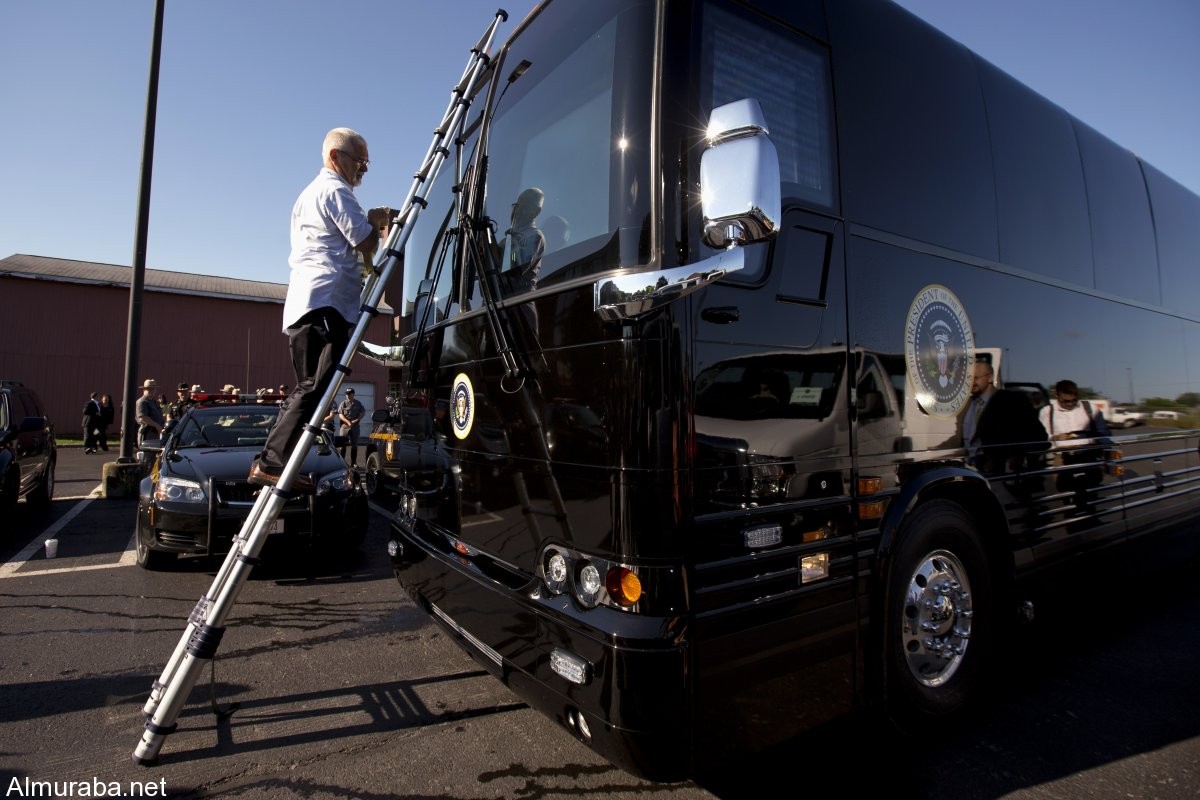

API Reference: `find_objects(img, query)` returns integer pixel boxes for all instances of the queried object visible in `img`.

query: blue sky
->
[2,0,1197,286]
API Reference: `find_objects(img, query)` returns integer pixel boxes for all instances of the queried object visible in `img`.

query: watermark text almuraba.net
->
[7,777,167,797]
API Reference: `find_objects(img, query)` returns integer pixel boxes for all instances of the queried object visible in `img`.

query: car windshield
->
[174,406,279,449]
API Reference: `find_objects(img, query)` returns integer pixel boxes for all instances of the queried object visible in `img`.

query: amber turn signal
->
[605,566,643,606]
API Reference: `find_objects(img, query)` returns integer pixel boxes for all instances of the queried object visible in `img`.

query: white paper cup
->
[44,539,59,559]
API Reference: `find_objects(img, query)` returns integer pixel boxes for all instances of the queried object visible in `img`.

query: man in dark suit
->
[962,361,1048,475]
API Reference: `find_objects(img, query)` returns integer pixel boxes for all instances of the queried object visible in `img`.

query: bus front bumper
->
[388,519,694,782]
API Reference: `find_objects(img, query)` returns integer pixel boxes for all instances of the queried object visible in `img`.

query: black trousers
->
[83,415,100,450]
[260,307,351,469]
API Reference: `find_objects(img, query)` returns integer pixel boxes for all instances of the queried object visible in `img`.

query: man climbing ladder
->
[247,126,391,493]
[132,8,509,766]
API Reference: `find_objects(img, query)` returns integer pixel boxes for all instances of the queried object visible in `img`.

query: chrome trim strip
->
[430,602,503,667]
[593,246,745,321]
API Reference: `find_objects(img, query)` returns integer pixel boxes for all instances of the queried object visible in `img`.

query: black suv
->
[0,380,56,513]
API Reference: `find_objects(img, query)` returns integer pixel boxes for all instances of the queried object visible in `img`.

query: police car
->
[134,390,367,569]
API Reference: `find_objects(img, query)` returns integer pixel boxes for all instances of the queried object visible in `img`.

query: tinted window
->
[777,225,830,302]
[398,94,483,324]
[1144,162,1200,315]
[829,0,997,260]
[479,0,655,292]
[979,61,1092,285]
[700,1,836,211]
[1075,121,1159,305]
[12,391,34,420]
[24,389,44,417]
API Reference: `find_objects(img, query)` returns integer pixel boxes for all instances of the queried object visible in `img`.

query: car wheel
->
[365,452,386,497]
[885,499,994,724]
[27,458,55,509]
[135,516,172,570]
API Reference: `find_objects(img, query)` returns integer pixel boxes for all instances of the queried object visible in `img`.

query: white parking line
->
[3,495,391,578]
[0,486,102,578]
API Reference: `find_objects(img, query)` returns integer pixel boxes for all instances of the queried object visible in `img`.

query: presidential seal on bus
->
[904,284,975,418]
[450,373,476,440]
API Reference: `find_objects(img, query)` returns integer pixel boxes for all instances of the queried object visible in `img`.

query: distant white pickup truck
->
[1087,399,1146,428]
[1108,406,1149,427]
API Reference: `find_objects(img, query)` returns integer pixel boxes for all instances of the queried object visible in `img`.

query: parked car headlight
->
[316,468,352,495]
[154,476,206,503]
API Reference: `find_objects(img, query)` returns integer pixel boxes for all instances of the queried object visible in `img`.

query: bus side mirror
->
[700,98,781,249]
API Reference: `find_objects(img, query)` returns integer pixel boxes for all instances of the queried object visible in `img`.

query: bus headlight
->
[536,544,673,613]
[544,550,569,594]
[576,562,603,607]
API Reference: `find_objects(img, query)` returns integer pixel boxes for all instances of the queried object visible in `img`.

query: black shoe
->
[247,461,315,493]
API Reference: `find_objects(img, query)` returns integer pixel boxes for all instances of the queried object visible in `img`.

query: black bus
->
[383,0,1200,780]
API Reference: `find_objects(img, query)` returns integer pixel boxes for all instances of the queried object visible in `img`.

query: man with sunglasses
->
[1039,378,1112,520]
[1039,379,1110,446]
[250,127,391,491]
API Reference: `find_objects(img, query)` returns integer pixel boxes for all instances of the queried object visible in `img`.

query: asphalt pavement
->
[1,445,1198,798]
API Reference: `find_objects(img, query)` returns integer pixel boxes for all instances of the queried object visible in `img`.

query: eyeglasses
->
[337,149,369,168]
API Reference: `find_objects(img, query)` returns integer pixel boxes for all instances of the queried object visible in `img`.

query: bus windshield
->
[473,0,655,297]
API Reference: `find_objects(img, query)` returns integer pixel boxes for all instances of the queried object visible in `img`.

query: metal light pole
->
[118,0,165,462]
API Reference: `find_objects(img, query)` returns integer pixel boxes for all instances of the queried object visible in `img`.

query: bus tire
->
[885,499,993,723]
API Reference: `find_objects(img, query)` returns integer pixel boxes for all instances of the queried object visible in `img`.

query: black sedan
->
[135,402,367,569]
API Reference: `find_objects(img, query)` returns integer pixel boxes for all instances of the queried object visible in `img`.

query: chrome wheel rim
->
[901,549,973,687]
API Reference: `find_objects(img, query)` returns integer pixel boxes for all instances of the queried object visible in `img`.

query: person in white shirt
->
[250,127,391,491]
[1038,379,1112,512]
[1038,379,1110,449]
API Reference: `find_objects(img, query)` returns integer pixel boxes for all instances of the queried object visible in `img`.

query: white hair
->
[322,127,364,160]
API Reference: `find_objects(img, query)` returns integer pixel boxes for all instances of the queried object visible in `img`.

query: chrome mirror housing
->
[700,98,781,249]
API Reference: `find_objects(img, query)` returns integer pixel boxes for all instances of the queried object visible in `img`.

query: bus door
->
[689,210,860,746]
[692,209,849,512]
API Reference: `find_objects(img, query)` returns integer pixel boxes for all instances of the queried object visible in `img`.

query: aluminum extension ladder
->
[132,8,509,765]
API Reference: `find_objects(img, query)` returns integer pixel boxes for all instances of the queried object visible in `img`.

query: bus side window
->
[777,225,831,304]
[699,1,838,287]
[700,1,838,219]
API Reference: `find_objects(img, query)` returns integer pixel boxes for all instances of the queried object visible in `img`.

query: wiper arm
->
[462,203,530,382]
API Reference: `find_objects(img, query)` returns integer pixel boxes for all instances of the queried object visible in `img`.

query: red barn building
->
[0,254,394,437]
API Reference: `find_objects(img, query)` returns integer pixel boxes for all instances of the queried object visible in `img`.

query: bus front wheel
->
[885,499,994,723]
